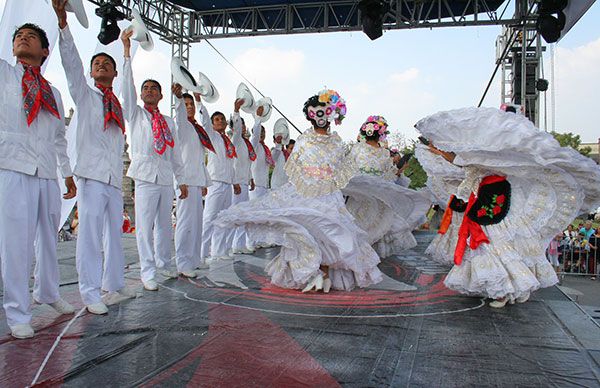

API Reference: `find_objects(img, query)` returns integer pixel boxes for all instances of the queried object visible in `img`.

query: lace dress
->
[343,142,430,257]
[416,145,465,265]
[214,128,382,291]
[416,107,600,300]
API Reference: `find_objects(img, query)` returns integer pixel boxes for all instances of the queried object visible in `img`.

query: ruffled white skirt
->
[425,212,463,265]
[214,182,383,291]
[443,183,560,300]
[343,175,430,258]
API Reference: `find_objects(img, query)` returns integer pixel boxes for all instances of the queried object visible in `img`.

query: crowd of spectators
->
[549,220,599,279]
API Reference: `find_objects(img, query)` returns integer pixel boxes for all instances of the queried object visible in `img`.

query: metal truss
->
[188,0,519,41]
[84,0,545,124]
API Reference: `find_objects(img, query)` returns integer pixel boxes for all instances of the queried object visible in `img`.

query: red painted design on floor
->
[144,305,341,387]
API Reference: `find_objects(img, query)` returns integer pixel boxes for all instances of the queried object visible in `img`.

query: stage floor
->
[1,232,599,387]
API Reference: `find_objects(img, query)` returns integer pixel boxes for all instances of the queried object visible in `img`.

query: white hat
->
[171,57,202,94]
[254,97,273,122]
[65,0,89,29]
[197,72,219,103]
[273,118,289,145]
[236,82,256,114]
[128,9,154,51]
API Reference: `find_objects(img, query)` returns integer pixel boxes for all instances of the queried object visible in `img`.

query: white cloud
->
[389,67,419,83]
[546,36,600,142]
[230,47,305,85]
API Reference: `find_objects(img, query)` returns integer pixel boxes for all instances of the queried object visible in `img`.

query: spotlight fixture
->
[536,0,568,43]
[95,0,126,45]
[358,0,389,41]
[536,79,549,92]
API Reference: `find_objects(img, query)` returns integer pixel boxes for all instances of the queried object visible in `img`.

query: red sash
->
[453,175,506,265]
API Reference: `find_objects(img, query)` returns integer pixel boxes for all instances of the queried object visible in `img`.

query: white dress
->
[343,142,431,258]
[416,145,465,265]
[214,128,383,291]
[416,107,600,300]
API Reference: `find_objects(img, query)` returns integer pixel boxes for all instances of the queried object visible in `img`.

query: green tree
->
[551,131,592,156]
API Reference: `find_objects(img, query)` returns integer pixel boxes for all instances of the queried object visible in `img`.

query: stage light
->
[95,0,126,45]
[536,0,568,43]
[358,0,389,41]
[536,79,549,92]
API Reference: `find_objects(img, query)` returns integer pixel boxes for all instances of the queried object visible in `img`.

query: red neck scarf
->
[189,118,215,153]
[283,148,290,161]
[260,141,275,166]
[453,175,506,265]
[218,131,236,159]
[21,62,60,126]
[96,84,125,134]
[144,105,174,155]
[243,137,256,161]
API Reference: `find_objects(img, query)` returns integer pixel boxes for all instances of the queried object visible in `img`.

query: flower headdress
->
[360,115,389,143]
[317,89,347,125]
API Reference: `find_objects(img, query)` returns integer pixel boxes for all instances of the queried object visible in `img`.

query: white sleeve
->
[58,25,90,105]
[53,90,73,178]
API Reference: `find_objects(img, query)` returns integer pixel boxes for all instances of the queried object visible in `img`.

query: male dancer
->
[249,124,274,248]
[0,23,77,338]
[53,0,130,314]
[121,30,188,291]
[172,84,213,274]
[229,100,264,254]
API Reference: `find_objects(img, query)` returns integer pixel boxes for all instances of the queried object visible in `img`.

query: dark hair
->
[12,23,49,64]
[182,93,194,101]
[90,52,116,70]
[302,95,325,120]
[505,106,517,113]
[141,79,162,93]
[288,139,295,145]
[211,111,226,123]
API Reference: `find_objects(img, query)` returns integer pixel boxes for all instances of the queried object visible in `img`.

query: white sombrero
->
[273,118,289,145]
[128,9,154,51]
[171,57,202,94]
[197,72,219,103]
[65,0,89,29]
[254,97,273,122]
[236,82,256,114]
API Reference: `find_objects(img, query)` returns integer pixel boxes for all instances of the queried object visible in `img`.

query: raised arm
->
[120,29,138,123]
[249,105,264,148]
[231,98,245,144]
[53,1,88,104]
[171,84,187,132]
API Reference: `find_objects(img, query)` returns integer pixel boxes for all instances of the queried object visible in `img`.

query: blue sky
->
[2,0,598,145]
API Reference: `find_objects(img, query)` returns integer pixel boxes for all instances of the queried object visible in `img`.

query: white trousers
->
[0,170,61,326]
[248,186,269,246]
[227,183,250,250]
[201,181,232,258]
[134,180,174,283]
[75,178,125,305]
[174,185,204,272]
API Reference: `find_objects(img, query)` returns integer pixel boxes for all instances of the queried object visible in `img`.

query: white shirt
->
[122,58,185,186]
[270,143,289,189]
[230,112,260,186]
[250,124,270,188]
[0,59,71,179]
[198,102,237,185]
[59,26,124,189]
[173,97,211,188]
